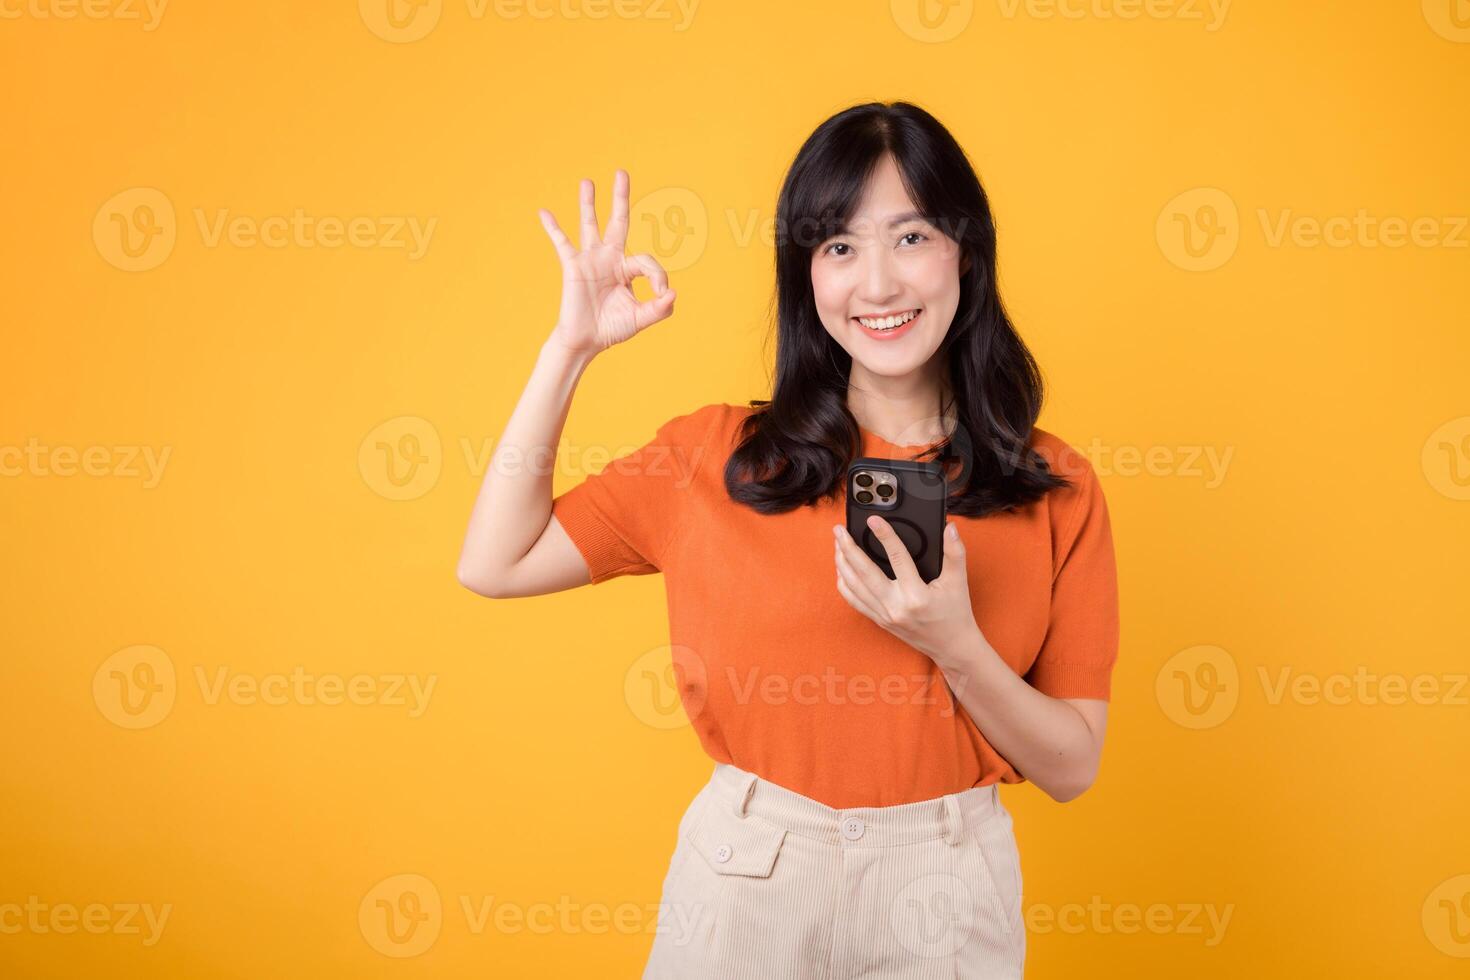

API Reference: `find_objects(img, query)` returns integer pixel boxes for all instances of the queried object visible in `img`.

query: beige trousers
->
[645,762,1025,979]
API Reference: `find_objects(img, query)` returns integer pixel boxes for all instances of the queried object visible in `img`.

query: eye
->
[899,231,927,246]
[824,241,852,256]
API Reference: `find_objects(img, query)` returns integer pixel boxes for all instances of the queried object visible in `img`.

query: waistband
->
[703,762,1003,848]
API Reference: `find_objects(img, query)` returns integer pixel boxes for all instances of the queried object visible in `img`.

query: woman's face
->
[809,153,969,381]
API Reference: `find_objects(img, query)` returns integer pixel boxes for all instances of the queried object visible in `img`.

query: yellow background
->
[3,0,1469,976]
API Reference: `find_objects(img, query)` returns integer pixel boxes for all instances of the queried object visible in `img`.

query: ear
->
[959,250,972,276]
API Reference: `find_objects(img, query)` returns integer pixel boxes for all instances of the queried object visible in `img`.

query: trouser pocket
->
[646,792,793,977]
[957,809,1026,975]
[687,797,788,878]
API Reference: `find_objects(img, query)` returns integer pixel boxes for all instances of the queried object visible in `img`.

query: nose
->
[857,249,901,307]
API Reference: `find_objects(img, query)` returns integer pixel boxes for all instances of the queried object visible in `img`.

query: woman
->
[458,101,1119,979]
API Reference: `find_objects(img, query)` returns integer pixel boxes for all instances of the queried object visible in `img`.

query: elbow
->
[1045,764,1100,804]
[456,560,505,598]
[1047,781,1089,804]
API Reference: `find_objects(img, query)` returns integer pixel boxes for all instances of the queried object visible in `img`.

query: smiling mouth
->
[852,308,921,332]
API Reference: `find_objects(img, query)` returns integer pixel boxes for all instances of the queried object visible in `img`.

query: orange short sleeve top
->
[550,402,1120,808]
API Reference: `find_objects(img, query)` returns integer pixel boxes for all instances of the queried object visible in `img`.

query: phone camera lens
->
[856,490,874,504]
[876,485,893,499]
[855,473,874,488]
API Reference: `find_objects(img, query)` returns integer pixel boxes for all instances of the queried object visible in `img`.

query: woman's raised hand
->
[540,170,676,358]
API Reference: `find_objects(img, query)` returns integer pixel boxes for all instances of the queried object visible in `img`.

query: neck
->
[847,360,953,446]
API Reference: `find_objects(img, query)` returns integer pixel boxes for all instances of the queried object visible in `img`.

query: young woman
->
[458,101,1119,979]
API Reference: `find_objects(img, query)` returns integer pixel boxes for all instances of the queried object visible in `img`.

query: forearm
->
[935,628,1101,803]
[456,338,595,590]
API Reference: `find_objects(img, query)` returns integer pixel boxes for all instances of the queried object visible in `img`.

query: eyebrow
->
[833,210,930,234]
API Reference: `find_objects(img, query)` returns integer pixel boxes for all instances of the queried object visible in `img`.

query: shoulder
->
[659,402,744,440]
[1026,426,1094,483]
[646,403,755,463]
[668,402,760,446]
[1027,426,1105,522]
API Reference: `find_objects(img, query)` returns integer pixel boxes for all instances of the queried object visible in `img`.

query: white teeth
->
[856,309,919,331]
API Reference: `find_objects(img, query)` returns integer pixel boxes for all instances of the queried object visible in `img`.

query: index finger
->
[835,520,903,595]
[862,514,924,586]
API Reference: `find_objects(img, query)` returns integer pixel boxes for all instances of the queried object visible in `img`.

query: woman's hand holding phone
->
[833,518,981,668]
[538,169,676,359]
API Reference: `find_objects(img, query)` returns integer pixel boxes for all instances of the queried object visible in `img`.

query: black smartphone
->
[844,457,949,583]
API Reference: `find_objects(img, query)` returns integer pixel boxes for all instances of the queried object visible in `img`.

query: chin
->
[850,353,933,377]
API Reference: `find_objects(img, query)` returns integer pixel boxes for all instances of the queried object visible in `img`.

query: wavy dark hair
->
[724,100,1070,517]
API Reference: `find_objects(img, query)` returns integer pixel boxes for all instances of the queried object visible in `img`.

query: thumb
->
[943,521,964,550]
[941,521,967,570]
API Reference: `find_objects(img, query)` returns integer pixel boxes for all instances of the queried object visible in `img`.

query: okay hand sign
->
[540,170,677,358]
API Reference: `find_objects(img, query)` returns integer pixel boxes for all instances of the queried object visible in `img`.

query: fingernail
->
[946,523,958,539]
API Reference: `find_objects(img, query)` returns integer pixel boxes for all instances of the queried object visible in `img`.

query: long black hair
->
[724,100,1070,517]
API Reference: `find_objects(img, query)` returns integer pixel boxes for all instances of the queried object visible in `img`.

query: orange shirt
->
[551,402,1120,808]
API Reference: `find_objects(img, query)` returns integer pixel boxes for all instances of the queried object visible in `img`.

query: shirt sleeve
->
[1022,451,1120,700]
[550,403,724,585]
